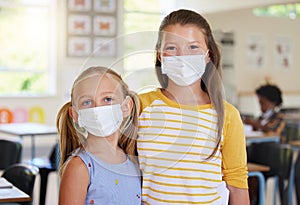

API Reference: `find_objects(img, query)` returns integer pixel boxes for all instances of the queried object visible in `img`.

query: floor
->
[17,136,298,205]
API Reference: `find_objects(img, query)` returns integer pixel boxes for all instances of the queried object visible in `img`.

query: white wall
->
[205,9,300,116]
[0,0,125,125]
[1,4,300,124]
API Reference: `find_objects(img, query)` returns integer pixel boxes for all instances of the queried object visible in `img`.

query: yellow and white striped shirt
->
[137,89,248,205]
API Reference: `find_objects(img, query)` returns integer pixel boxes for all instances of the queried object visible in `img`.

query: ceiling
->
[174,0,299,13]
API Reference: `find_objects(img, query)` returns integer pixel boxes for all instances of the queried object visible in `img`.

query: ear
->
[205,50,210,63]
[157,51,162,63]
[69,106,78,122]
[121,96,133,118]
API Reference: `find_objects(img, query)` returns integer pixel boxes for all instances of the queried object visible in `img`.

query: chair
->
[282,121,300,143]
[294,155,300,205]
[27,142,60,205]
[248,142,294,205]
[0,139,22,170]
[1,163,39,205]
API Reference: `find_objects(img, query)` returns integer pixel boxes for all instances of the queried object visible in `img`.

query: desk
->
[0,123,57,159]
[245,130,280,145]
[247,163,270,205]
[247,162,270,172]
[0,182,30,203]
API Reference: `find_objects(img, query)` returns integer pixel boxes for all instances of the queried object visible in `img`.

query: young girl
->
[137,9,249,204]
[57,66,141,205]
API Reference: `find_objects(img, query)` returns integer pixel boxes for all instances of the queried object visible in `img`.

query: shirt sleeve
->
[222,102,248,189]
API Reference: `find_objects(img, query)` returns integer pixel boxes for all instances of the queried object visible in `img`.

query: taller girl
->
[137,9,249,205]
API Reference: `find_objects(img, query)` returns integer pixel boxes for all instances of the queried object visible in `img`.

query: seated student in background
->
[245,84,285,205]
[243,84,285,137]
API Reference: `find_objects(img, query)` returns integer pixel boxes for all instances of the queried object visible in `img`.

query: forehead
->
[73,73,123,97]
[162,24,206,42]
[258,95,270,103]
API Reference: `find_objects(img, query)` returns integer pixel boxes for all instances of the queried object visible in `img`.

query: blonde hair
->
[155,9,224,159]
[56,66,140,177]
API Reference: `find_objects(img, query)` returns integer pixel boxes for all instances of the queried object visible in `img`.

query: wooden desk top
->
[247,162,270,172]
[289,140,300,147]
[0,186,30,203]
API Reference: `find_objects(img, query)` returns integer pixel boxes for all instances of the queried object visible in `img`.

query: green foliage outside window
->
[0,1,52,96]
[253,3,300,19]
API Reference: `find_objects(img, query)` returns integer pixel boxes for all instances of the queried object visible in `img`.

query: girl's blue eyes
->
[104,97,113,103]
[190,45,199,49]
[165,45,200,51]
[82,100,92,106]
[166,46,176,50]
[81,97,113,107]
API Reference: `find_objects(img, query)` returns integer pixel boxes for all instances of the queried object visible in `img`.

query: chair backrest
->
[282,121,300,143]
[1,163,39,205]
[0,139,22,169]
[248,142,293,179]
[49,142,60,170]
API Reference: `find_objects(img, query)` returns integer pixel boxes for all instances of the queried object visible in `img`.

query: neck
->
[163,81,210,105]
[86,133,121,154]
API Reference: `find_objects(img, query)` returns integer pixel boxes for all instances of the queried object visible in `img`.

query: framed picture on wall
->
[68,37,91,57]
[93,15,116,36]
[68,15,92,35]
[68,0,92,12]
[274,35,292,70]
[66,0,117,57]
[246,34,266,69]
[94,0,116,13]
[93,37,116,57]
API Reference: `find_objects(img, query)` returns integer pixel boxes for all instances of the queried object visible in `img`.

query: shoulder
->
[59,156,89,204]
[223,101,244,135]
[223,101,241,119]
[273,111,285,119]
[139,89,160,102]
[60,156,89,190]
[138,89,161,113]
[63,156,88,177]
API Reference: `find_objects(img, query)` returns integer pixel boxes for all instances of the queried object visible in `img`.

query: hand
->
[243,118,253,125]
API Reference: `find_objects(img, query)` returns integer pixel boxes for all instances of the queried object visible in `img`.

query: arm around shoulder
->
[59,156,89,205]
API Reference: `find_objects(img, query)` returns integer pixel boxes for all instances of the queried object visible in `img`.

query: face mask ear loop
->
[121,95,130,106]
[119,96,132,136]
[72,106,88,138]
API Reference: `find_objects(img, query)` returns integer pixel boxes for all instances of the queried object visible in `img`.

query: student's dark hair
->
[256,84,283,106]
[56,66,140,177]
[154,9,224,159]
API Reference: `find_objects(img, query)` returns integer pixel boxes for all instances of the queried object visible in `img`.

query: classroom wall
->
[0,0,124,125]
[1,4,299,124]
[205,9,300,116]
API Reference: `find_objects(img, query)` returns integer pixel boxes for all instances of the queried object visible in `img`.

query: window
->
[122,0,174,93]
[123,0,164,72]
[253,3,300,20]
[0,0,56,97]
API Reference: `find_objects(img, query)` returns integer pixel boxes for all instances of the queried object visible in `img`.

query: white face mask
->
[77,104,123,137]
[161,53,208,86]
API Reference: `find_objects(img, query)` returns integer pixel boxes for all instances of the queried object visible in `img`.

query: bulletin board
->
[66,0,117,57]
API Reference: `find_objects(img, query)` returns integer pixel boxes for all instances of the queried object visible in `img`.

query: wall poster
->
[67,0,117,57]
[246,34,266,69]
[274,35,292,70]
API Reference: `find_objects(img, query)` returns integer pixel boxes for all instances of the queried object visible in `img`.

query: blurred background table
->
[0,123,57,159]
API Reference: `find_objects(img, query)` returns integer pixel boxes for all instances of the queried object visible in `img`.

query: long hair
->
[56,66,140,177]
[155,9,224,159]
